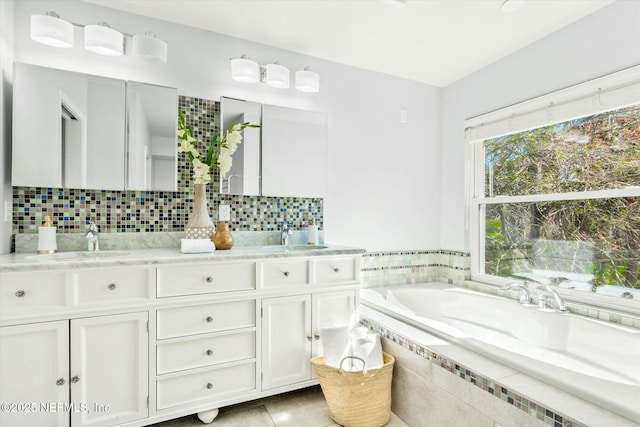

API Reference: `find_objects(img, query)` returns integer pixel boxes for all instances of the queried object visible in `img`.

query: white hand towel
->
[319,326,351,368]
[180,239,216,254]
[350,333,384,373]
[350,326,369,341]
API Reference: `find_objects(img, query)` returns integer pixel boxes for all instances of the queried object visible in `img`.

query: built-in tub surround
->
[11,95,323,238]
[360,283,640,426]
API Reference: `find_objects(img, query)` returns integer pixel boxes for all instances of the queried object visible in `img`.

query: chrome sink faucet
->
[501,282,532,305]
[85,222,99,251]
[280,224,292,246]
[537,285,569,313]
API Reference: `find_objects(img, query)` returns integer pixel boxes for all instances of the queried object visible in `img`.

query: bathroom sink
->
[262,245,329,252]
[26,250,130,261]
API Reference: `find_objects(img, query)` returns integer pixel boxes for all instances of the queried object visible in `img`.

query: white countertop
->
[0,245,366,272]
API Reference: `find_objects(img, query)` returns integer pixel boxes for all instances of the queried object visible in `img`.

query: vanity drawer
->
[72,268,151,305]
[157,362,256,410]
[0,271,67,314]
[261,259,309,288]
[157,330,256,374]
[157,300,256,339]
[312,257,359,285]
[157,262,256,297]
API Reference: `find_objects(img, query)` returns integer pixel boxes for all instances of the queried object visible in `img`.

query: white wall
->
[0,0,14,255]
[440,0,640,253]
[12,0,442,252]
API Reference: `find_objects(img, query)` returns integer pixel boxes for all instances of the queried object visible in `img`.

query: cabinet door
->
[261,295,312,390]
[70,312,148,427]
[0,320,70,427]
[311,290,357,359]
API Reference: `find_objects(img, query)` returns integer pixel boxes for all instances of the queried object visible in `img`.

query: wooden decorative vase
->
[212,222,234,250]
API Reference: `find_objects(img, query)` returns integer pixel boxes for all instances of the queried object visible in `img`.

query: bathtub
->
[360,283,640,424]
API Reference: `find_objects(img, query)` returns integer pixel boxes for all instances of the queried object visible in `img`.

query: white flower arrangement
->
[177,110,259,184]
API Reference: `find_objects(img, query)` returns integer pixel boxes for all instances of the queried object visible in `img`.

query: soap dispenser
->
[37,215,57,254]
[308,218,319,246]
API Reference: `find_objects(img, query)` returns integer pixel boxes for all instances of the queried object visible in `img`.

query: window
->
[467,67,640,306]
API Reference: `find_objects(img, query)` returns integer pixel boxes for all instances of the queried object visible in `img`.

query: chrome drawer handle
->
[283,271,290,277]
[107,283,117,291]
[56,378,65,386]
[332,267,340,273]
[206,276,213,283]
[71,376,79,383]
[206,349,213,356]
[314,334,320,340]
[205,316,213,323]
[206,383,213,390]
[15,290,25,298]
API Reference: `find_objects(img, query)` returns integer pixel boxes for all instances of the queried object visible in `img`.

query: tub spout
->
[501,283,532,305]
[537,285,569,313]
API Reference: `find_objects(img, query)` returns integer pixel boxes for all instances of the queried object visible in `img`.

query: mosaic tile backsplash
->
[12,95,323,236]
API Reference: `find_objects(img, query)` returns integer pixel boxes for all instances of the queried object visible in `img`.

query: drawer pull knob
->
[205,316,214,323]
[333,267,340,273]
[283,271,290,277]
[107,283,117,291]
[206,276,213,283]
[71,376,79,384]
[206,349,213,356]
[56,378,65,386]
[15,290,25,298]
[314,334,320,340]
[206,383,213,390]
[306,335,312,341]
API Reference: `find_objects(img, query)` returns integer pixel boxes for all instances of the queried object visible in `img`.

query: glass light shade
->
[84,23,124,56]
[264,63,290,89]
[132,31,168,63]
[295,69,320,93]
[30,12,74,48]
[230,57,260,83]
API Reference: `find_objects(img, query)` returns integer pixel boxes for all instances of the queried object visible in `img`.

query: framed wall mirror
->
[12,63,177,191]
[220,97,327,198]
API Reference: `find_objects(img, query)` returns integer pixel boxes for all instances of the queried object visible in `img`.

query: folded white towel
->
[180,239,216,254]
[319,326,351,368]
[349,333,383,373]
[350,326,369,341]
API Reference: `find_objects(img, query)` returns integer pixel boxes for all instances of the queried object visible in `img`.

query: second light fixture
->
[231,55,319,93]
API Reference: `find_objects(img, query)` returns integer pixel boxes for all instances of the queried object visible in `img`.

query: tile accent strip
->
[359,317,587,427]
[11,95,323,237]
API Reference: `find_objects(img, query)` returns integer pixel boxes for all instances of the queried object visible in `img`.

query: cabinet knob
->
[332,267,340,273]
[107,283,117,291]
[15,290,25,298]
[56,378,65,386]
[206,349,213,356]
[71,376,79,383]
[306,335,312,341]
[314,334,320,340]
[205,316,214,323]
[283,271,290,277]
[206,276,213,283]
[206,383,213,390]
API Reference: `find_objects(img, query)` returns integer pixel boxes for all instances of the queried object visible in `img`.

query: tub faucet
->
[501,282,532,305]
[280,224,292,246]
[85,222,99,251]
[537,285,569,313]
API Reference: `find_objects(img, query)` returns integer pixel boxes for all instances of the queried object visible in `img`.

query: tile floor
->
[150,385,408,427]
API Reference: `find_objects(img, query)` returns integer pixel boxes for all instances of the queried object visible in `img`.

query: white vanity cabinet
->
[261,289,357,390]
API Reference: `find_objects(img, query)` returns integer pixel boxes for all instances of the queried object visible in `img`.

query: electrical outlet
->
[219,204,231,221]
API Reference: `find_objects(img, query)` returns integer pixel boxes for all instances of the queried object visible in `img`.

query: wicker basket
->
[311,352,395,427]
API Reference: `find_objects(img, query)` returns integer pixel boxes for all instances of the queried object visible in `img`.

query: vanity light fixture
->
[84,22,124,56]
[295,68,320,93]
[30,11,75,48]
[30,12,168,62]
[230,56,320,93]
[132,31,168,63]
[230,55,261,83]
[264,62,290,89]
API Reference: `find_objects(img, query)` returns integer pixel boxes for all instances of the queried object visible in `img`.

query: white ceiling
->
[86,0,615,87]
